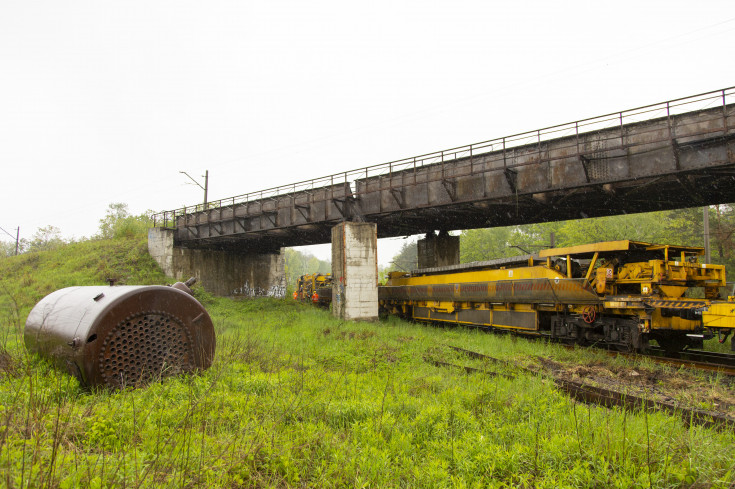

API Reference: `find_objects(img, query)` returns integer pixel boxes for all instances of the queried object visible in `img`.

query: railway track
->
[487,328,735,376]
[520,330,735,376]
[432,344,735,431]
[605,346,735,377]
[416,315,735,376]
[650,347,735,366]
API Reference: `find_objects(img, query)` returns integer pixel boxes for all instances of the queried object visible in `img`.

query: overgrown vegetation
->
[460,206,735,276]
[384,206,735,277]
[0,233,166,319]
[1,208,735,487]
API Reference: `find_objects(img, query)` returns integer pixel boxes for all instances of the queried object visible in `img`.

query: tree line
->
[390,205,735,277]
[284,249,331,293]
[6,203,734,281]
[1,203,154,257]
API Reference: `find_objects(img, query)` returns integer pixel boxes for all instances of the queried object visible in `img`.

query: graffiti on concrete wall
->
[266,285,286,298]
[333,278,345,311]
[232,282,286,298]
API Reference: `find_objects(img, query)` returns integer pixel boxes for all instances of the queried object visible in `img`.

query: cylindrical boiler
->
[25,283,215,389]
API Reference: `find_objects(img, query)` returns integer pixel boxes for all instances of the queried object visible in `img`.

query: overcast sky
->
[1,1,734,265]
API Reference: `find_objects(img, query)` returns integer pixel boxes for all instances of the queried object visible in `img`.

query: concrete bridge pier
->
[331,222,378,321]
[417,232,460,269]
[148,228,286,297]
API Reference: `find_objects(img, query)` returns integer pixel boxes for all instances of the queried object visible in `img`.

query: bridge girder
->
[163,102,735,253]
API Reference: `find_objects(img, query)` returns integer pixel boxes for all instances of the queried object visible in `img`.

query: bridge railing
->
[152,86,734,229]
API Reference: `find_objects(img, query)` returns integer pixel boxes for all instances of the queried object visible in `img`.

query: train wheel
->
[582,306,596,324]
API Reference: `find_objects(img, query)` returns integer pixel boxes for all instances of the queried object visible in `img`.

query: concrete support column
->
[331,222,378,321]
[148,227,176,277]
[417,232,460,269]
[148,228,286,297]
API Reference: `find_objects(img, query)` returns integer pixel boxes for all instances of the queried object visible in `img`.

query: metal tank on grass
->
[24,278,215,389]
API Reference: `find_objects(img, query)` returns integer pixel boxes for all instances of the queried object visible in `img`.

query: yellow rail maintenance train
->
[293,273,332,307]
[379,240,735,353]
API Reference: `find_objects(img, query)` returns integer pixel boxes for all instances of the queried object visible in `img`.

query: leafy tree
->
[460,221,561,263]
[284,248,330,292]
[27,225,65,252]
[378,264,387,284]
[461,227,513,262]
[390,241,418,271]
[553,211,674,247]
[0,241,18,257]
[97,203,152,239]
[508,222,561,253]
[659,207,703,247]
[710,204,735,275]
[458,208,723,261]
[1,236,30,256]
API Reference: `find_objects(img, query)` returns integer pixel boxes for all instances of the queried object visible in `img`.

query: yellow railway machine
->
[379,240,735,352]
[294,273,332,306]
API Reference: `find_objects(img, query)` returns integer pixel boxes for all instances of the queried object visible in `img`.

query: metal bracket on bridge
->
[671,139,681,171]
[389,188,405,208]
[332,197,348,218]
[504,168,518,193]
[235,218,249,233]
[441,179,457,201]
[333,196,367,222]
[580,155,591,183]
[262,210,278,227]
[295,203,311,221]
[211,221,223,236]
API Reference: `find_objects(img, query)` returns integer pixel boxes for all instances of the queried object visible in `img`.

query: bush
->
[97,202,152,240]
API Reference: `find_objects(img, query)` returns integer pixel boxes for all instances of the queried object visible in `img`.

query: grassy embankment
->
[1,235,735,487]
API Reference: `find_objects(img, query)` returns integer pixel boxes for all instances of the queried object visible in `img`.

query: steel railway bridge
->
[149,87,735,318]
[153,87,735,253]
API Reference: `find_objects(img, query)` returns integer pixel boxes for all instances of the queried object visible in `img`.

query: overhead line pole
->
[0,226,20,255]
[703,206,710,264]
[179,170,209,207]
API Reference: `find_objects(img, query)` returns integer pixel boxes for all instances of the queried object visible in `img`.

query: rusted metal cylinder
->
[24,283,215,389]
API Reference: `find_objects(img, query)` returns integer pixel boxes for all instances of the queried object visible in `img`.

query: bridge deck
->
[153,88,735,252]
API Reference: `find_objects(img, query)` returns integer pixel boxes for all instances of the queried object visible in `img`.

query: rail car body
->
[379,240,735,352]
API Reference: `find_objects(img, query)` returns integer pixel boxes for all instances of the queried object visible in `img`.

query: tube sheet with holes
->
[24,285,215,389]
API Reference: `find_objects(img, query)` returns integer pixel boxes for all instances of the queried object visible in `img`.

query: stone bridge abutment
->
[148,228,286,298]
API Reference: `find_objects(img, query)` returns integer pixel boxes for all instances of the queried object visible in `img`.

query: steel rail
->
[642,347,735,374]
[558,341,735,376]
[442,344,735,431]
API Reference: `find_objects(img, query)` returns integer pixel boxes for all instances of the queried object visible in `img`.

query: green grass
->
[0,234,166,321]
[2,240,735,487]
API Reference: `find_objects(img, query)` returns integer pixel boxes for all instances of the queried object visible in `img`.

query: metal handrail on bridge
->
[152,86,734,229]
